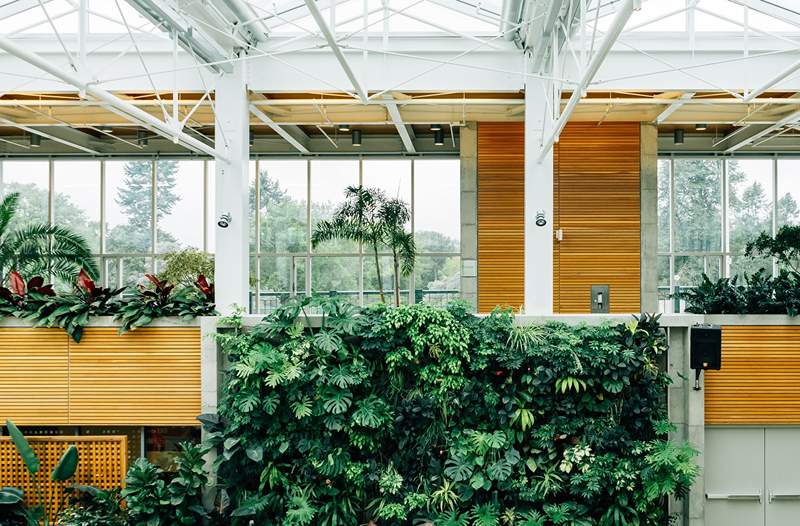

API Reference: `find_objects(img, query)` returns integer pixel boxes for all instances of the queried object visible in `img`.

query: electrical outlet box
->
[590,285,610,313]
[690,325,721,371]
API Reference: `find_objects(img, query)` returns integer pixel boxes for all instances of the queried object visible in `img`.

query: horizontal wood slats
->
[0,327,201,426]
[477,122,525,312]
[0,436,127,520]
[554,122,641,313]
[706,326,800,424]
[0,330,69,425]
[70,328,201,426]
[476,121,642,313]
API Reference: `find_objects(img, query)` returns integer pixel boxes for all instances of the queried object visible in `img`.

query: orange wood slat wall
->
[476,122,641,313]
[554,122,641,313]
[0,327,201,426]
[706,326,800,425]
[477,122,525,312]
[0,329,69,425]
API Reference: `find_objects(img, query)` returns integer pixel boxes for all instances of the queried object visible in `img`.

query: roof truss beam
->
[725,108,800,152]
[382,94,415,153]
[655,91,695,124]
[249,103,310,153]
[302,0,367,103]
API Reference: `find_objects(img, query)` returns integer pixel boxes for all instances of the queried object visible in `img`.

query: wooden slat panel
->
[706,325,800,424]
[477,122,525,312]
[0,436,126,519]
[69,328,201,425]
[554,122,641,313]
[0,329,69,425]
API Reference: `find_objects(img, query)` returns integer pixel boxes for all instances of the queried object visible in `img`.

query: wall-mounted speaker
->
[690,325,721,391]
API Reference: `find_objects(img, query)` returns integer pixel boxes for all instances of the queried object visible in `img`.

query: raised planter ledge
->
[0,316,202,328]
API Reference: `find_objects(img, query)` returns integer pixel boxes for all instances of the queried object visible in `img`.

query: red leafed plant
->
[194,275,214,301]
[142,274,175,305]
[74,268,125,307]
[0,271,55,305]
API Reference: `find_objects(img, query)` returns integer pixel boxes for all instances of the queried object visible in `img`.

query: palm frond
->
[392,231,416,276]
[0,192,21,239]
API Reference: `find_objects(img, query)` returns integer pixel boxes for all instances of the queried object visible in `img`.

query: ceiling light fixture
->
[137,130,149,146]
[430,123,442,131]
[352,129,362,147]
[674,129,685,145]
[695,123,707,131]
[29,133,41,147]
[434,129,445,146]
[338,124,350,132]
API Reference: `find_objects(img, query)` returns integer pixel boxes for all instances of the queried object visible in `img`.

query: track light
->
[137,130,149,146]
[434,129,445,146]
[29,133,41,147]
[338,124,350,132]
[430,123,442,131]
[352,129,362,147]
[695,123,708,131]
[673,129,685,145]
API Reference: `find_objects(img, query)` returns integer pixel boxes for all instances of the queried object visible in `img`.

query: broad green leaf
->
[6,420,39,474]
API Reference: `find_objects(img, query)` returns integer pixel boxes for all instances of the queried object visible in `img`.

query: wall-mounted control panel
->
[590,285,610,313]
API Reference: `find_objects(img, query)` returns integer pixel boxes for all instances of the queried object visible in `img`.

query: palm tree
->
[379,197,416,307]
[312,186,388,302]
[0,192,98,282]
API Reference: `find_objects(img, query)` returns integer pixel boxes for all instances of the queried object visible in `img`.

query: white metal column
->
[214,60,250,313]
[524,77,555,314]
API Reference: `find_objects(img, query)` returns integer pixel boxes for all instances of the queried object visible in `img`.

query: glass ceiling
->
[0,0,798,38]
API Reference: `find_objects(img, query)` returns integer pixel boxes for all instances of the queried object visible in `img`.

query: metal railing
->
[249,289,460,313]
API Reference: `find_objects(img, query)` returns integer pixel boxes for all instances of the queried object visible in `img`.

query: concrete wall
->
[641,123,659,312]
[460,123,478,310]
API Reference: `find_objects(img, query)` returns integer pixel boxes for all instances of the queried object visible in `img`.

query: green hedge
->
[207,299,698,526]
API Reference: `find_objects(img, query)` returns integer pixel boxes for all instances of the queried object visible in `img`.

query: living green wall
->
[208,300,698,526]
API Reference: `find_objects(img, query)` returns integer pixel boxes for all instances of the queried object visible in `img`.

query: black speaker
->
[690,325,721,371]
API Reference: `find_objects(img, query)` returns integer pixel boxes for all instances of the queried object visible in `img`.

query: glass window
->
[259,160,307,253]
[413,159,460,253]
[415,255,461,305]
[311,255,359,299]
[53,161,101,253]
[310,160,359,253]
[673,159,722,252]
[0,160,49,230]
[362,160,412,202]
[157,160,204,252]
[777,159,800,227]
[105,160,152,254]
[727,159,773,255]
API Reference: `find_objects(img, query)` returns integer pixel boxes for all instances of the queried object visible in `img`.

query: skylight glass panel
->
[88,0,155,33]
[695,0,745,31]
[593,0,686,33]
[0,0,75,34]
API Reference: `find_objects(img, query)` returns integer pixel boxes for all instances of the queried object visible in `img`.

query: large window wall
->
[251,159,461,313]
[0,158,460,311]
[657,157,800,312]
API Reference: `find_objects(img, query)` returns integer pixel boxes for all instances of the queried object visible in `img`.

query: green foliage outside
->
[203,299,698,525]
[683,225,800,315]
[659,159,800,288]
[159,249,215,287]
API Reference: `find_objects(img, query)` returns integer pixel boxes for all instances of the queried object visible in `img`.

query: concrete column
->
[213,60,250,313]
[640,123,658,312]
[524,78,555,314]
[460,123,478,310]
[668,325,705,526]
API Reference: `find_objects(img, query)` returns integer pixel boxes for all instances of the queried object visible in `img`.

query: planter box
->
[0,317,202,427]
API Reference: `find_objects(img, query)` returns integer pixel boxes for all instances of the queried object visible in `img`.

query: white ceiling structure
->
[1,0,800,154]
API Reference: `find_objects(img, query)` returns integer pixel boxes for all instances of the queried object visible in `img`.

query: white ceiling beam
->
[382,94,415,153]
[731,0,800,30]
[655,91,695,123]
[0,33,224,159]
[538,0,636,161]
[526,0,565,73]
[726,109,800,152]
[744,59,800,102]
[249,103,310,153]
[124,0,233,73]
[302,0,368,103]
[0,117,100,154]
[209,0,270,41]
